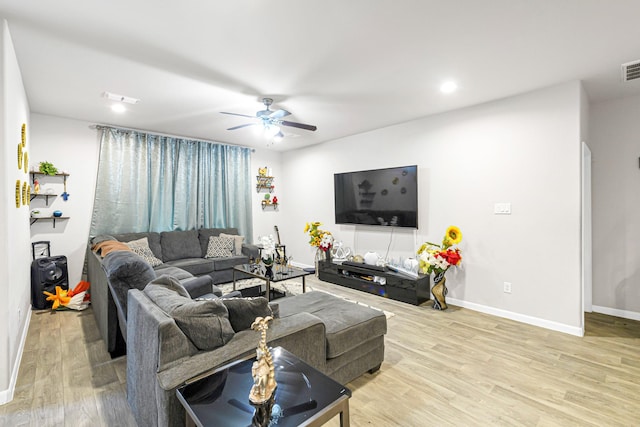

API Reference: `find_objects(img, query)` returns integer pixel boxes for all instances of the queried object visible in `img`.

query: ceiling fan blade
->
[220,111,256,119]
[269,109,291,119]
[227,123,257,131]
[280,120,317,131]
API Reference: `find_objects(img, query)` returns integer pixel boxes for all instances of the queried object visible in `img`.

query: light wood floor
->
[2,277,640,426]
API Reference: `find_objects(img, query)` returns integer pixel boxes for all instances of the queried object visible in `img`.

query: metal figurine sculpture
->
[249,316,277,404]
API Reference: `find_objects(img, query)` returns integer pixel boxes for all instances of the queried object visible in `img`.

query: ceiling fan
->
[221,98,317,140]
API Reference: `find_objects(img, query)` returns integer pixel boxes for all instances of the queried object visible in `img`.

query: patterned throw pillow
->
[205,236,234,258]
[219,232,245,255]
[126,237,163,267]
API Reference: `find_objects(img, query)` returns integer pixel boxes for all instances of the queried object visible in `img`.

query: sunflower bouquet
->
[304,221,334,252]
[417,226,463,275]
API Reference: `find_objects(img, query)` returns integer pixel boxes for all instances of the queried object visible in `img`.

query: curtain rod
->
[90,124,256,152]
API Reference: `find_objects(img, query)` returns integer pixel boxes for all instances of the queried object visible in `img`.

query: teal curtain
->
[90,127,253,240]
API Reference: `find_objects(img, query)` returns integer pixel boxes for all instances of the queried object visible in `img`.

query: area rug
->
[217,279,395,319]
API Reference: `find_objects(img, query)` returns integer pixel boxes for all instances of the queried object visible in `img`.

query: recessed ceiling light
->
[440,81,458,94]
[111,104,126,113]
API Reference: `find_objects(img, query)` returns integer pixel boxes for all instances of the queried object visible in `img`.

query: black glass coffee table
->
[233,264,312,301]
[176,346,351,426]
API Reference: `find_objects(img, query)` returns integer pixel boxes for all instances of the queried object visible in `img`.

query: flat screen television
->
[334,165,418,228]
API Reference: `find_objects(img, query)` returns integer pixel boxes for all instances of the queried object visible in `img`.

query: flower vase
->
[431,270,448,310]
[314,249,327,278]
[262,257,274,278]
[315,249,324,277]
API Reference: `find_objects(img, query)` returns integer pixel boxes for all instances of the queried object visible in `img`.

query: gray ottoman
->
[277,291,387,384]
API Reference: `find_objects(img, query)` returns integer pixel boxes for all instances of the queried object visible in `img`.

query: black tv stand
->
[317,260,430,305]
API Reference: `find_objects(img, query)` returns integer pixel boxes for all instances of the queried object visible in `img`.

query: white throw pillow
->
[205,236,234,258]
[219,233,245,256]
[126,237,163,267]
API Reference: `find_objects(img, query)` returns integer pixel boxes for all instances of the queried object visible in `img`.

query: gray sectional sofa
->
[128,276,387,427]
[87,227,258,354]
[86,227,387,427]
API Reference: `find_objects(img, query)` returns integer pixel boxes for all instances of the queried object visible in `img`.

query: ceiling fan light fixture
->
[264,124,281,138]
[440,80,458,94]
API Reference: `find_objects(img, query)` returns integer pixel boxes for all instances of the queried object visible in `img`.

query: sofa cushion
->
[219,297,273,332]
[211,255,249,271]
[161,230,201,261]
[144,276,234,351]
[153,265,194,281]
[113,232,162,260]
[219,233,245,256]
[198,228,239,257]
[277,291,387,359]
[163,258,216,276]
[126,237,163,267]
[205,236,234,258]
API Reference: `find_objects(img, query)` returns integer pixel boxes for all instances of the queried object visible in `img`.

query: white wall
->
[590,94,640,319]
[282,81,584,333]
[29,114,100,285]
[0,19,32,404]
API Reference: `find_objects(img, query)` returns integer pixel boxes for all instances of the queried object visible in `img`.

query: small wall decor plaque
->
[21,123,26,147]
[22,182,28,205]
[17,143,23,170]
[15,180,21,208]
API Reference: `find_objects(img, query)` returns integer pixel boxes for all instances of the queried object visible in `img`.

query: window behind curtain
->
[89,127,253,240]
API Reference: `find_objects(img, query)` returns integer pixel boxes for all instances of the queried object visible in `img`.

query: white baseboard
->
[592,305,640,322]
[448,297,584,337]
[0,309,32,405]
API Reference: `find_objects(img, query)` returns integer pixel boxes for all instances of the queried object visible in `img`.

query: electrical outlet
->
[503,282,512,293]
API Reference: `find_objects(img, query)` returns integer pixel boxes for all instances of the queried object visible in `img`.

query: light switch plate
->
[494,202,511,215]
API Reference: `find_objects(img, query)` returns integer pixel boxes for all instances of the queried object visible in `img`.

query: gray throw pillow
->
[172,299,235,350]
[144,275,191,298]
[220,297,273,332]
[144,276,235,350]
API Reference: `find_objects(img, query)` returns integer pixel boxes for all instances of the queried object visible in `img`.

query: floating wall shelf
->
[30,216,69,228]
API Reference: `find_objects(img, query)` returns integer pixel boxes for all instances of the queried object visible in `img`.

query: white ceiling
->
[2,0,640,151]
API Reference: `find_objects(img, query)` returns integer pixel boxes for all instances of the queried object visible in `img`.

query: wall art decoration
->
[15,180,21,208]
[23,151,29,173]
[21,123,26,147]
[17,143,23,170]
[22,182,28,205]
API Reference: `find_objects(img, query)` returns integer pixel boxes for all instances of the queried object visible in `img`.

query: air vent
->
[622,60,640,82]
